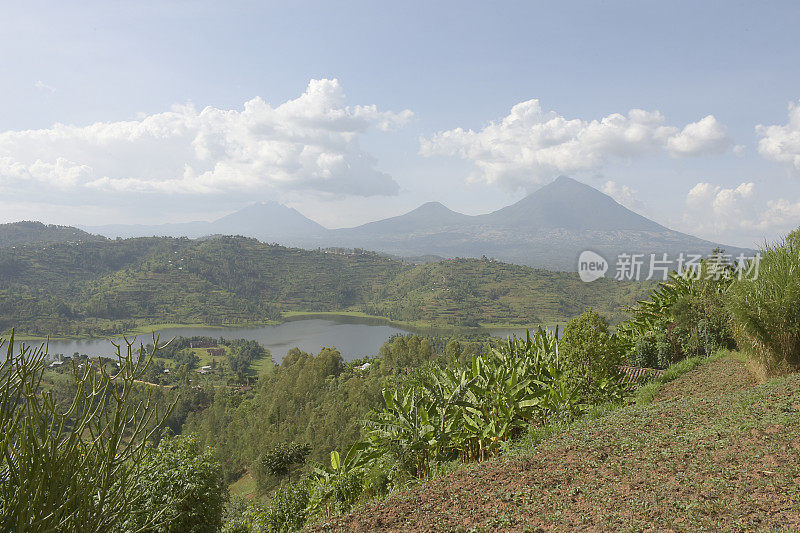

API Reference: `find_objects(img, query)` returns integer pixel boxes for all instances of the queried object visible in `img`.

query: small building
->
[197,365,213,375]
[163,368,171,374]
[354,362,371,371]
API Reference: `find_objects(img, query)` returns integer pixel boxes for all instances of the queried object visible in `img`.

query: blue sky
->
[1,1,799,247]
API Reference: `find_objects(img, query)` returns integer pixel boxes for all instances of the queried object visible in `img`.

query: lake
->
[33,316,530,363]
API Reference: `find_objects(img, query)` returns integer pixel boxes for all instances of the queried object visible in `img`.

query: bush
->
[123,434,228,532]
[558,309,624,399]
[726,230,800,376]
[258,442,311,488]
[263,479,312,532]
[221,496,269,533]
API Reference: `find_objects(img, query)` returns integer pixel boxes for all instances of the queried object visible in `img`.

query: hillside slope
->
[0,221,106,247]
[0,237,650,336]
[315,356,800,531]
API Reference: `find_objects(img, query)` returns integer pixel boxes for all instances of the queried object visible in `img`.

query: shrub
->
[263,478,312,532]
[122,434,228,532]
[257,442,311,489]
[221,496,268,533]
[726,230,800,376]
[558,309,625,399]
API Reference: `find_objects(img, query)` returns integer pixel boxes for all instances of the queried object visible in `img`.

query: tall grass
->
[725,231,800,377]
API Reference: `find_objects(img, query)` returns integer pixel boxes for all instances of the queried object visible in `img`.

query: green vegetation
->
[0,220,106,248]
[0,236,650,336]
[151,336,271,382]
[5,227,800,531]
[616,250,736,369]
[259,442,310,485]
[0,332,214,531]
[317,355,800,531]
[726,229,800,377]
[199,325,630,530]
[558,309,624,401]
[122,434,228,533]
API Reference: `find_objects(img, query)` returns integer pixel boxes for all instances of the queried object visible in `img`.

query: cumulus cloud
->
[756,100,800,171]
[601,180,645,212]
[684,182,755,232]
[666,115,732,157]
[681,181,800,236]
[419,99,733,189]
[0,79,412,200]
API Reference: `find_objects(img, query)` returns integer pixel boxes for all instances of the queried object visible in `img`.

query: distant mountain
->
[479,176,665,231]
[79,177,753,272]
[0,221,106,248]
[336,201,471,237]
[83,202,325,245]
[327,177,752,271]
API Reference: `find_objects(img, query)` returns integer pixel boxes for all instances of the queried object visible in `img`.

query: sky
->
[1,1,799,248]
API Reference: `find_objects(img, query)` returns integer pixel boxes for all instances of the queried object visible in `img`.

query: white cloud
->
[685,182,754,226]
[419,99,733,189]
[756,100,800,172]
[0,79,412,200]
[758,198,800,231]
[601,180,644,212]
[666,115,733,157]
[681,181,800,236]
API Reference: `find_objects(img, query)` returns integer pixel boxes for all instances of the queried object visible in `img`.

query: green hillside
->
[314,354,800,531]
[0,236,650,336]
[0,221,106,247]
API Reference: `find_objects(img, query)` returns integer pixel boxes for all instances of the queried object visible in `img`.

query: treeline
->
[0,236,651,336]
[185,334,488,488]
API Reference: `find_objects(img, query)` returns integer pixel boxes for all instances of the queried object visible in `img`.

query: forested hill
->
[0,236,651,336]
[0,221,106,247]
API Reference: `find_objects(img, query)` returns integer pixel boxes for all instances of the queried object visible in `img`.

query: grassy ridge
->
[315,354,800,531]
[0,236,651,336]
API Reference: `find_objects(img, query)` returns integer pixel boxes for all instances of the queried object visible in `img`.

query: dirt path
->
[312,357,800,532]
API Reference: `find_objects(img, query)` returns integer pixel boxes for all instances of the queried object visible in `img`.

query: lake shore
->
[6,311,549,342]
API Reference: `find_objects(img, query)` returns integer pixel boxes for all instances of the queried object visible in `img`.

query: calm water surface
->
[34,316,531,363]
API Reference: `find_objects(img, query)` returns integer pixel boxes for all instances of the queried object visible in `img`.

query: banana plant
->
[309,441,374,517]
[363,388,439,479]
[362,327,581,471]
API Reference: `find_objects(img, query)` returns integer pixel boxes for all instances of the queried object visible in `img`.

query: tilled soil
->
[310,357,800,532]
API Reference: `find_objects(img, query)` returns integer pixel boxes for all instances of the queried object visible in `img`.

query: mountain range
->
[67,176,751,271]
